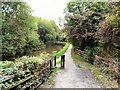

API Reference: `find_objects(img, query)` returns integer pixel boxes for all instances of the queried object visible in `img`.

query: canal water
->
[2,45,63,61]
[26,45,63,56]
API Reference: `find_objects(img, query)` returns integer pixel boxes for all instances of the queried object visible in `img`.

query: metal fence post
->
[61,56,63,68]
[63,55,65,68]
[54,56,56,67]
[61,55,65,69]
[50,59,52,71]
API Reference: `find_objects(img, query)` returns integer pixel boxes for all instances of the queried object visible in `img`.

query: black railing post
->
[61,55,65,69]
[54,56,56,67]
[61,56,63,68]
[50,59,52,71]
[63,55,65,68]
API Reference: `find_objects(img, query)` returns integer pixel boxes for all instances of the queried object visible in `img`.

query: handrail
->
[8,75,34,90]
[0,75,15,83]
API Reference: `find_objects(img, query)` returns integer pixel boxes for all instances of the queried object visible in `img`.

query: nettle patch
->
[0,52,52,89]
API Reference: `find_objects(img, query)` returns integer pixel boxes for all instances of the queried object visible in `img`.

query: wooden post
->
[54,56,56,67]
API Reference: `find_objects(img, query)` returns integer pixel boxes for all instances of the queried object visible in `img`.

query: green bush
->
[84,47,95,64]
[2,2,42,57]
[0,52,49,75]
[38,19,61,45]
[98,4,120,58]
[0,52,50,88]
[2,2,62,58]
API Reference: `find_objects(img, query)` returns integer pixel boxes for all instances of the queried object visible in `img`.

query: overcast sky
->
[24,0,70,26]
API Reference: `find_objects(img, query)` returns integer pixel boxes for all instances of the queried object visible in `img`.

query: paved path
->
[54,44,101,88]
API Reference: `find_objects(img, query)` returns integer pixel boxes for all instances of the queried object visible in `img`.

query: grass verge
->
[71,48,118,88]
[54,43,70,58]
[38,68,59,88]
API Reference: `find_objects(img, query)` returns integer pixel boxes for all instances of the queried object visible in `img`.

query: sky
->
[24,0,70,27]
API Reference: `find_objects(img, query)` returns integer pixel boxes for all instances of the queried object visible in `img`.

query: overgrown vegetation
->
[38,19,62,45]
[71,48,118,88]
[64,0,119,84]
[0,52,50,89]
[64,0,119,59]
[38,68,58,88]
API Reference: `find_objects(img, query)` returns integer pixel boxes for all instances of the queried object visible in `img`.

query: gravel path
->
[54,44,101,88]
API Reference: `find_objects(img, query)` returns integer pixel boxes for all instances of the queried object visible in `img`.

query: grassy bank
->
[54,43,70,58]
[71,48,118,88]
[38,68,59,88]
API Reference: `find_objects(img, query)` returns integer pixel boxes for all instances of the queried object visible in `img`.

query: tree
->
[2,2,41,57]
[37,18,60,45]
[97,2,120,59]
[64,0,112,49]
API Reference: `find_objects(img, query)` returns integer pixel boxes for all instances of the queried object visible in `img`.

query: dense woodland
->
[64,0,119,81]
[64,1,120,63]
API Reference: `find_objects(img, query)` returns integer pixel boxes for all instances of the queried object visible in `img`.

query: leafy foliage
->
[64,0,112,49]
[38,19,61,45]
[0,52,50,88]
[2,2,63,58]
[2,2,41,56]
[97,2,120,59]
[64,0,119,62]
[64,0,119,81]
